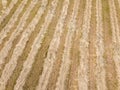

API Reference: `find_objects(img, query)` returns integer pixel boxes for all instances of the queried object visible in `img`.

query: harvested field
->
[0,0,120,90]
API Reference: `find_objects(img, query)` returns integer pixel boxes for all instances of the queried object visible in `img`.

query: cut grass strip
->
[0,0,42,76]
[78,0,92,89]
[95,0,107,90]
[55,0,80,90]
[0,0,38,68]
[5,1,51,90]
[46,1,74,90]
[35,0,69,90]
[109,0,120,89]
[88,0,97,89]
[114,0,120,30]
[102,0,118,89]
[14,0,59,89]
[0,0,29,44]
[21,1,62,90]
[0,0,22,30]
[65,0,86,90]
[0,0,49,89]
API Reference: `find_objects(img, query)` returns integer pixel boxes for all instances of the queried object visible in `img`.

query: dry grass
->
[0,0,120,90]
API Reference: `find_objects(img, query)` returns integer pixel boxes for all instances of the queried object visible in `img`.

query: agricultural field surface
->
[0,0,120,90]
